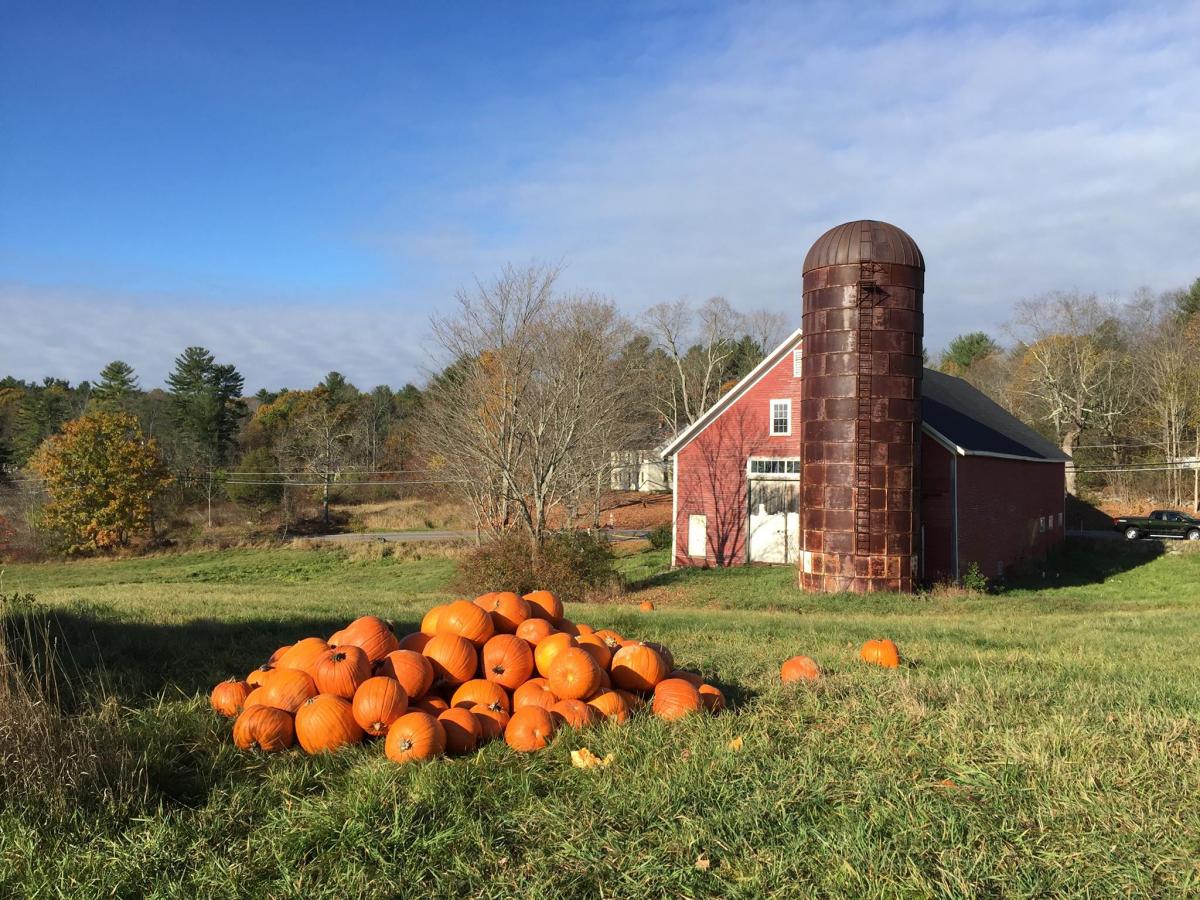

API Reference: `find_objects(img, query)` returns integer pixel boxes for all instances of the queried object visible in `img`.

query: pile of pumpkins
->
[210,590,726,762]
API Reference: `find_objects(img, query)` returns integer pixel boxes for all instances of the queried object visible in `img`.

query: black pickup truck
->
[1113,510,1200,541]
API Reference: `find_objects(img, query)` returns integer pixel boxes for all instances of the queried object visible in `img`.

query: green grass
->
[2,542,1199,896]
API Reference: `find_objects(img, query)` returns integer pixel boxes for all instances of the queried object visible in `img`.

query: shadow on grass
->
[0,602,421,705]
[1001,536,1164,592]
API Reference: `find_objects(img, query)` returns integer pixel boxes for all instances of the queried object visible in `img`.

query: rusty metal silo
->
[799,220,923,593]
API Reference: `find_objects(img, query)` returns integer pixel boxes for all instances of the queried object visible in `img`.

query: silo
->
[799,220,924,592]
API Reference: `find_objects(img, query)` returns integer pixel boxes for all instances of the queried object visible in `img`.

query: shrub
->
[453,530,618,603]
[647,524,672,551]
[227,448,284,514]
[961,561,989,593]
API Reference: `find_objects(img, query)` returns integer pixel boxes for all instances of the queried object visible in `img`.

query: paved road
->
[305,528,651,544]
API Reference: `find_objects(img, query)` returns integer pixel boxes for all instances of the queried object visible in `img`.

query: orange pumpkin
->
[438,707,482,755]
[246,665,274,688]
[243,685,268,708]
[667,669,703,688]
[698,683,725,714]
[575,623,595,636]
[595,667,612,691]
[210,679,251,717]
[652,678,703,721]
[512,678,558,711]
[267,644,292,664]
[352,676,409,736]
[550,698,597,730]
[610,644,668,692]
[397,631,432,653]
[385,711,446,763]
[258,668,318,713]
[534,632,577,678]
[780,655,823,682]
[515,618,557,646]
[475,591,531,633]
[337,615,400,662]
[547,647,602,701]
[586,689,631,723]
[233,704,295,752]
[420,605,446,637]
[472,706,511,742]
[556,618,580,637]
[860,639,901,668]
[413,694,450,716]
[377,649,435,700]
[451,678,511,713]
[523,589,563,622]
[504,706,556,752]
[575,634,613,671]
[275,637,330,677]
[594,629,624,650]
[436,600,495,647]
[295,694,364,754]
[422,634,478,686]
[313,646,372,699]
[481,634,535,690]
[639,600,655,612]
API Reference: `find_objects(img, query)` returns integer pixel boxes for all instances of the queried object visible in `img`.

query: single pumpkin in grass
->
[295,694,364,754]
[438,707,482,755]
[210,679,251,717]
[505,706,556,752]
[481,634,534,690]
[352,676,408,736]
[233,704,295,752]
[385,711,445,763]
[698,683,725,714]
[780,655,822,683]
[859,639,901,669]
[639,600,655,612]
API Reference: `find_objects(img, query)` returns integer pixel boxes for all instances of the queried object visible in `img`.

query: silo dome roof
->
[803,220,924,272]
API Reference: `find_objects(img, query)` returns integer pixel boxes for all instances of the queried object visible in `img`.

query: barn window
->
[792,350,802,377]
[687,515,707,558]
[749,458,800,475]
[769,399,791,436]
[1039,517,1046,533]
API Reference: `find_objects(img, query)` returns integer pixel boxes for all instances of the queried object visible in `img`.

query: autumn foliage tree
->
[28,412,172,553]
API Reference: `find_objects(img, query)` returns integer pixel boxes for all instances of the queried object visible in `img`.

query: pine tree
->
[166,347,246,465]
[92,360,140,409]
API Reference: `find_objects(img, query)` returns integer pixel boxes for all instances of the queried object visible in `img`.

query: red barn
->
[663,329,1068,584]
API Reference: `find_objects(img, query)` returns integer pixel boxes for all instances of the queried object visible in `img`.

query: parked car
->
[1112,510,1200,541]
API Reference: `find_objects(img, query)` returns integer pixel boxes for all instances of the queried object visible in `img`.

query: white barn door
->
[747,475,799,565]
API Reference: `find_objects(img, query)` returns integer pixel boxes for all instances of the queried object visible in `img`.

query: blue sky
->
[2,1,1198,391]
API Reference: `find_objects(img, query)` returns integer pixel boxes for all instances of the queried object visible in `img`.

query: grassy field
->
[1,541,1199,896]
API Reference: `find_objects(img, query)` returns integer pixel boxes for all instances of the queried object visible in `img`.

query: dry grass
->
[333,498,472,533]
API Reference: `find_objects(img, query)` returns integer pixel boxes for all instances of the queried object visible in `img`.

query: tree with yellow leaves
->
[28,411,172,554]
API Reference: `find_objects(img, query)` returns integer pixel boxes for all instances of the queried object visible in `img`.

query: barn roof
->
[921,369,1068,463]
[660,332,1068,465]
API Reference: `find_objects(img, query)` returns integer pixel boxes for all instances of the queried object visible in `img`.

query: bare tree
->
[643,296,744,433]
[419,264,639,552]
[1010,292,1135,494]
[274,389,367,527]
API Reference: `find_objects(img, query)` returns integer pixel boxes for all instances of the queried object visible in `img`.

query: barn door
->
[747,478,800,564]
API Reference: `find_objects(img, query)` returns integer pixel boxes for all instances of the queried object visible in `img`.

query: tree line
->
[0,263,788,554]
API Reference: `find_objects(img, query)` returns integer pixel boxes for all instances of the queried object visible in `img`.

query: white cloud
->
[0,284,430,391]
